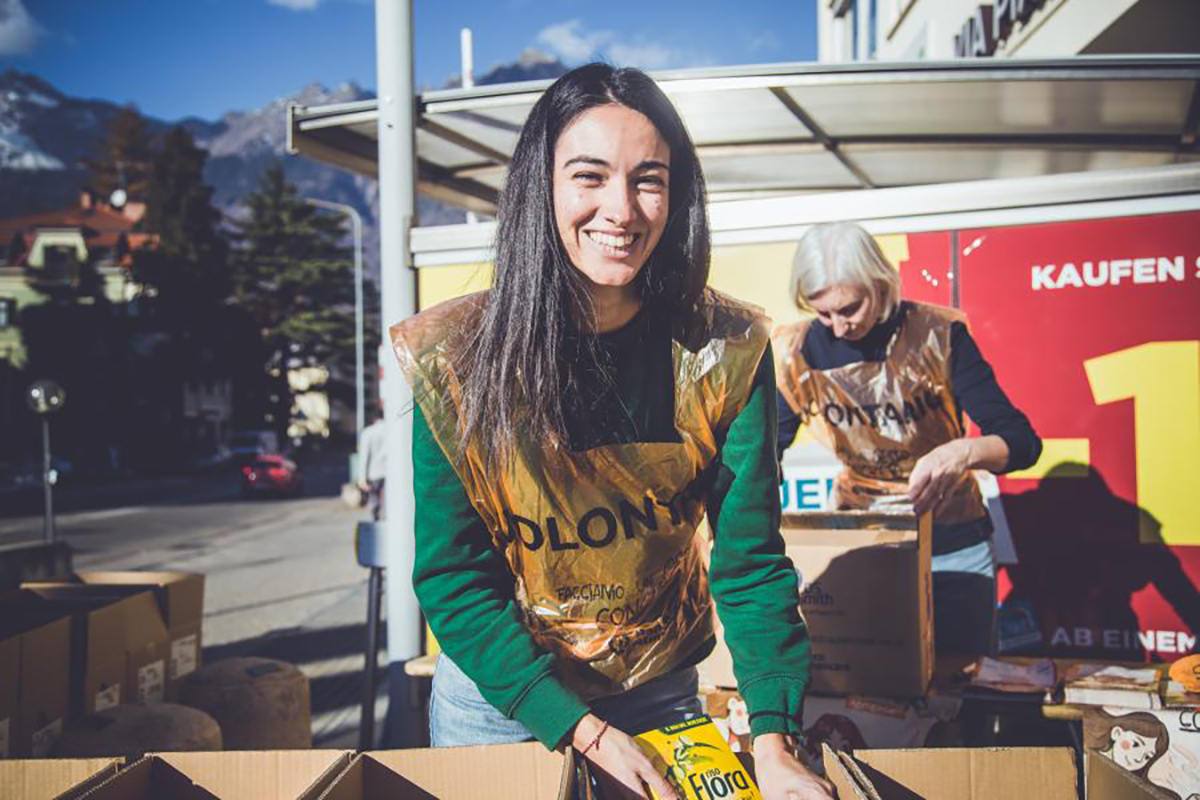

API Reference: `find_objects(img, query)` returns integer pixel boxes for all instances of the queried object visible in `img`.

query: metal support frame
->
[769,86,876,189]
[375,0,422,745]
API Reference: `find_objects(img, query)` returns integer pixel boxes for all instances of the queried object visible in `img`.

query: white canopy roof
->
[287,56,1200,215]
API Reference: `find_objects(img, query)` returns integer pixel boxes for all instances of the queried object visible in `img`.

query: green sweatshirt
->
[411,306,811,749]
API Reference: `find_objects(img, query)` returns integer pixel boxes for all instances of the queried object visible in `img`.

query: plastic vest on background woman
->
[775,302,987,526]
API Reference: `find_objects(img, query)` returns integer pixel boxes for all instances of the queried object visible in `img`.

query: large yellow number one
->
[1085,341,1200,546]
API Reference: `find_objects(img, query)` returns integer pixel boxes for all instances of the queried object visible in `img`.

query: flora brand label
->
[636,716,760,800]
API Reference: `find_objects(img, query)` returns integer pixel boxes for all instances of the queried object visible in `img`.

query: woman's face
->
[1108,726,1159,772]
[552,104,671,293]
[807,283,880,341]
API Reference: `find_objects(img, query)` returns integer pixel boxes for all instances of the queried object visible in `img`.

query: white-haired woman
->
[775,221,1041,654]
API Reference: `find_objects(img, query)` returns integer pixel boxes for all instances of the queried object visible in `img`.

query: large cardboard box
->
[822,745,1078,799]
[310,744,568,800]
[18,587,170,715]
[29,572,205,698]
[0,607,71,758]
[703,511,933,698]
[78,751,351,800]
[0,757,122,799]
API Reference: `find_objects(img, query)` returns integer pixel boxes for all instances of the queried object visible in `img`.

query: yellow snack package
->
[635,715,762,800]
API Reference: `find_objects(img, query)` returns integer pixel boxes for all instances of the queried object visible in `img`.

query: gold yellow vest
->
[776,302,986,526]
[391,288,770,698]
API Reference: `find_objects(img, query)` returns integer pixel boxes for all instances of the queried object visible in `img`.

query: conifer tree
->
[232,163,358,429]
[84,105,154,202]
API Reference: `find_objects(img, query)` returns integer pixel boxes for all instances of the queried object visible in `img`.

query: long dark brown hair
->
[455,63,710,470]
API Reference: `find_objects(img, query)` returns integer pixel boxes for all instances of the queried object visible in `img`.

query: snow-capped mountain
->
[0,52,568,274]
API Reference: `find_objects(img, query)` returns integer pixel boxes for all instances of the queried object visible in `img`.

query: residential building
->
[818,0,1200,63]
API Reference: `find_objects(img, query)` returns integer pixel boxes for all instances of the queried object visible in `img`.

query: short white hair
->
[790,221,902,318]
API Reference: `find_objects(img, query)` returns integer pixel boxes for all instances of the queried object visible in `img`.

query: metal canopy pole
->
[375,0,421,745]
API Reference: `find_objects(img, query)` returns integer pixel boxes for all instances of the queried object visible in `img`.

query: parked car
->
[239,454,304,498]
[229,430,281,460]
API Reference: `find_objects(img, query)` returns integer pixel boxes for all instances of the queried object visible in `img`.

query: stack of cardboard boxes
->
[701,509,946,762]
[0,571,205,758]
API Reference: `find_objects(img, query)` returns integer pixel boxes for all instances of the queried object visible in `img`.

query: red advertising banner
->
[955,211,1200,660]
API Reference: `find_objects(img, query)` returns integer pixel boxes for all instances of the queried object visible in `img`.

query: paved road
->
[2,455,387,747]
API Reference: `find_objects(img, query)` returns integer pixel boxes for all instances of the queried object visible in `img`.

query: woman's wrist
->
[571,713,606,752]
[752,732,797,759]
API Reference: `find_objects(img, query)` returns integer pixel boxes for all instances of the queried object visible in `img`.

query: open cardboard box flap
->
[310,743,567,800]
[78,750,352,800]
[30,572,206,632]
[1086,750,1178,800]
[822,745,1079,800]
[0,757,122,800]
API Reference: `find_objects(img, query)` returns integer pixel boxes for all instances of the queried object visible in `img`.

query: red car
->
[240,454,304,497]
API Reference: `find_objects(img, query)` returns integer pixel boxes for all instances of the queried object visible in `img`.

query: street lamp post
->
[305,198,366,445]
[26,379,66,543]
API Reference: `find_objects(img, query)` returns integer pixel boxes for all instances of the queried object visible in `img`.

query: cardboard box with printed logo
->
[78,750,352,800]
[17,587,170,716]
[0,604,71,758]
[0,757,121,799]
[822,745,1078,799]
[703,510,933,699]
[29,572,205,699]
[308,743,568,799]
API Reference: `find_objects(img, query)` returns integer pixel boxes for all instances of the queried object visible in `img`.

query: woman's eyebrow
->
[560,156,670,171]
[562,155,609,168]
[636,159,669,172]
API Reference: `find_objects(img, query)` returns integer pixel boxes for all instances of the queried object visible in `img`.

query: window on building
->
[0,297,15,328]
[850,1,859,60]
[868,0,878,59]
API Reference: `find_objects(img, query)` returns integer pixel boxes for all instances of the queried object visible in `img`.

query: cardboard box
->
[29,572,205,698]
[822,745,1078,799]
[703,511,933,698]
[0,757,122,800]
[78,751,352,800]
[0,607,71,758]
[17,587,170,715]
[1081,706,1200,799]
[310,743,568,799]
[703,686,960,772]
[1087,749,1177,800]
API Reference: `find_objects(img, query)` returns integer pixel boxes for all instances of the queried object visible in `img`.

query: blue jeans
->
[931,539,997,655]
[430,653,703,747]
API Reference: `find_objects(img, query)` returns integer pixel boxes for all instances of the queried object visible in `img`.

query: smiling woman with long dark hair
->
[392,63,831,800]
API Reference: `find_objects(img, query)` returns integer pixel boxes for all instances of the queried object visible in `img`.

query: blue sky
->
[1,0,817,122]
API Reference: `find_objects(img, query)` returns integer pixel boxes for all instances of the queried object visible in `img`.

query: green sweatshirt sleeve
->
[411,403,589,749]
[706,343,812,739]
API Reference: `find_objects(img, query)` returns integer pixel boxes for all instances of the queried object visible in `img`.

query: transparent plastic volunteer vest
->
[391,288,769,698]
[776,302,986,526]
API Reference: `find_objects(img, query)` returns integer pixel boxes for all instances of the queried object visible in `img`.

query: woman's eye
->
[637,175,666,189]
[573,172,602,184]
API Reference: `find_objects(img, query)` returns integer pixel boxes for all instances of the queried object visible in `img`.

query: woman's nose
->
[601,181,635,225]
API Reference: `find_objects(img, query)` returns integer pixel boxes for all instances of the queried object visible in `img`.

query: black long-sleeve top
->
[776,301,1042,554]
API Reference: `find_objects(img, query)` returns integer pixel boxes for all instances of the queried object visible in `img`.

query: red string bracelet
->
[581,721,610,757]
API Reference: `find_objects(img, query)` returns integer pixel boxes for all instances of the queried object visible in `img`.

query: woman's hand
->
[752,734,835,800]
[572,714,680,799]
[907,438,974,517]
